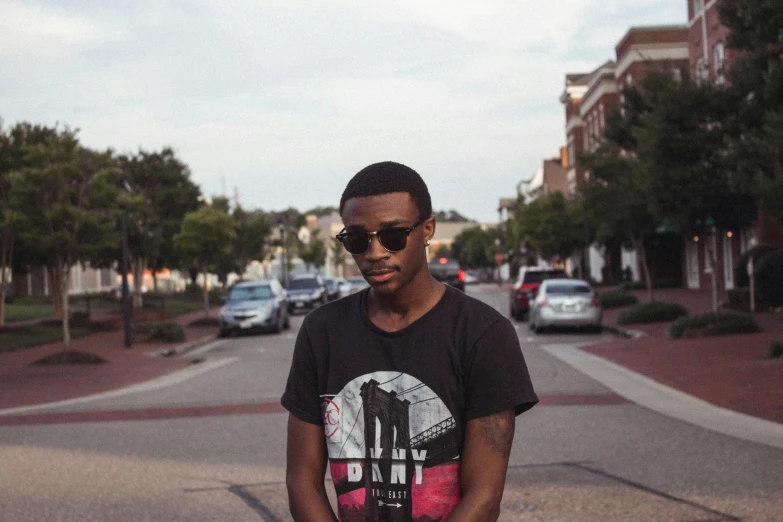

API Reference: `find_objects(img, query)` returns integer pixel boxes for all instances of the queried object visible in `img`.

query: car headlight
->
[258,304,274,315]
[312,290,321,299]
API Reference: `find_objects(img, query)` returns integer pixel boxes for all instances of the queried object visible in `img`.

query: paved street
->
[1,285,781,521]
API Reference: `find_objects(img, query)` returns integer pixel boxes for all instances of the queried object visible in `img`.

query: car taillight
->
[458,270,465,282]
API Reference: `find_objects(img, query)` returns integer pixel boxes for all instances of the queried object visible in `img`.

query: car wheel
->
[218,329,229,338]
[272,313,283,334]
[283,313,291,330]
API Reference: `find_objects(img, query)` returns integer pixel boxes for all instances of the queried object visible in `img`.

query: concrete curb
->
[539,343,783,450]
[151,334,219,358]
[601,324,646,339]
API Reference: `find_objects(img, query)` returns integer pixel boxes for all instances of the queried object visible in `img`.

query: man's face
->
[340,192,434,296]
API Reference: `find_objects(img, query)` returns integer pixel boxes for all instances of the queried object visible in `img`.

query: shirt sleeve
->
[280,322,323,425]
[463,317,538,420]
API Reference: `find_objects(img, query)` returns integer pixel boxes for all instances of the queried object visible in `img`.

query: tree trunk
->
[48,264,64,320]
[59,259,71,347]
[202,266,210,316]
[0,237,13,328]
[131,257,146,309]
[632,234,654,302]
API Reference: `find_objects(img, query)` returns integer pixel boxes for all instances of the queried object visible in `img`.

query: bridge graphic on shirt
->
[332,378,460,509]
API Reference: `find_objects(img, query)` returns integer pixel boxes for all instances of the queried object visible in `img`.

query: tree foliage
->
[174,206,236,315]
[513,192,584,263]
[451,226,499,269]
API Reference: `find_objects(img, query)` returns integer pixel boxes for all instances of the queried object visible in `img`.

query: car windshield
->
[288,279,319,290]
[545,283,592,295]
[348,277,368,285]
[523,270,567,284]
[229,285,273,301]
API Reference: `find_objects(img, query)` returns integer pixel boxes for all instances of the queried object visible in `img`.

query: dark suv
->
[509,267,568,321]
[287,275,328,314]
[428,257,465,291]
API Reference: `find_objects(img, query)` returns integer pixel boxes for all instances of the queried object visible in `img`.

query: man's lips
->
[364,270,397,283]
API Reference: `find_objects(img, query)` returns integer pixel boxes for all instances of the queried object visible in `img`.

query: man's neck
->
[366,274,446,332]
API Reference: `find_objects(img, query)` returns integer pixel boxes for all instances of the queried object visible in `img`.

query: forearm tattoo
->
[477,410,515,455]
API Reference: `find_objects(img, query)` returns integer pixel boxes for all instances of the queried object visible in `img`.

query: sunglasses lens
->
[341,233,368,254]
[378,229,408,252]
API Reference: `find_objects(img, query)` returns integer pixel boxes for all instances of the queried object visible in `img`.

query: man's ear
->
[423,216,436,243]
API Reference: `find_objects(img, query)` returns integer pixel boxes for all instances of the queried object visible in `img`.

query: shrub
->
[668,313,761,339]
[768,338,783,359]
[726,288,750,311]
[755,249,783,307]
[69,310,90,325]
[597,291,639,309]
[132,321,186,343]
[617,301,688,325]
[735,244,780,288]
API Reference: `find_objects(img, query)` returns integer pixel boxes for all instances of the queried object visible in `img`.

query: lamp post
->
[119,183,133,348]
[278,219,288,288]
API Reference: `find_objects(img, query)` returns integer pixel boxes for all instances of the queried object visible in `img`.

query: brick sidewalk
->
[587,288,783,424]
[0,310,217,411]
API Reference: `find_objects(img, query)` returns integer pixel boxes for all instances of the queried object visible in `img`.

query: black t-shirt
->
[281,285,538,522]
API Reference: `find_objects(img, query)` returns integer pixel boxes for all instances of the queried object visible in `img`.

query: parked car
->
[322,278,342,302]
[287,274,328,313]
[219,279,290,337]
[346,276,370,294]
[509,266,569,321]
[428,257,465,291]
[529,279,602,333]
[335,277,352,299]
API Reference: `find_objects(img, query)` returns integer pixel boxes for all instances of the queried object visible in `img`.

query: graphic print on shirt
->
[322,371,461,522]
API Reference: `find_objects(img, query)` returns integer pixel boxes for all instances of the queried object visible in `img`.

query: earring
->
[426,240,431,245]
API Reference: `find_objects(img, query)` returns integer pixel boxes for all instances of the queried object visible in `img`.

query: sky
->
[1,0,687,223]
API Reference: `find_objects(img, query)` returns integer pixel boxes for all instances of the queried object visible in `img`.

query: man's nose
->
[364,234,388,261]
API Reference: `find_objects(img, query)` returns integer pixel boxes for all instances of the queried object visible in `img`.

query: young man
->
[282,161,537,521]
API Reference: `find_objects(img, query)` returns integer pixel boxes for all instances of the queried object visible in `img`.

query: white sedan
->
[529,279,602,333]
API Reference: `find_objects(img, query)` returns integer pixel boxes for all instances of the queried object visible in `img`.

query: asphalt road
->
[1,284,781,521]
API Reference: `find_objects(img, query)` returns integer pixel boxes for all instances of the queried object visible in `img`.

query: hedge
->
[597,291,639,309]
[668,313,761,339]
[756,249,783,307]
[132,321,186,343]
[617,302,688,325]
[621,279,683,291]
[734,244,780,288]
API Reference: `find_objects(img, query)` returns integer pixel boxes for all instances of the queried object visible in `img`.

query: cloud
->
[0,0,687,222]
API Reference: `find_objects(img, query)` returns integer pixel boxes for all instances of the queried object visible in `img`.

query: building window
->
[714,42,725,85]
[693,0,702,15]
[567,138,575,168]
[626,74,632,86]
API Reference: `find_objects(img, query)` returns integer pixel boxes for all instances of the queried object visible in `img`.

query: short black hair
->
[339,161,432,220]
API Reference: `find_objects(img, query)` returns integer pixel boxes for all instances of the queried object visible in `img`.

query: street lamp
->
[119,181,133,348]
[277,219,288,288]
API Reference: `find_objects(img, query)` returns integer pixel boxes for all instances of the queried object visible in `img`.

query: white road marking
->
[0,357,240,416]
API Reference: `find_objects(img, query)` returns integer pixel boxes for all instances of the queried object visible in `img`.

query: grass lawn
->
[5,301,54,322]
[160,298,205,317]
[0,324,89,353]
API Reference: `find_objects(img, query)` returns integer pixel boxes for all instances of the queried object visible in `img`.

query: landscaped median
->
[668,313,761,339]
[1,293,209,354]
[617,301,688,325]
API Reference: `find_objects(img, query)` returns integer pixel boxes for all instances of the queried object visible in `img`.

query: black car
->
[287,275,328,313]
[428,257,465,291]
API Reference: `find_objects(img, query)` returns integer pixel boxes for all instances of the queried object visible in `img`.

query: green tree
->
[232,206,271,279]
[514,192,584,264]
[299,228,327,272]
[718,0,783,227]
[433,209,473,223]
[330,236,346,276]
[9,128,120,345]
[117,148,201,307]
[174,206,236,315]
[433,245,452,259]
[451,227,498,269]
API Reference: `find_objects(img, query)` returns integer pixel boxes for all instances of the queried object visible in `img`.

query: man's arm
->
[286,414,338,521]
[448,409,515,521]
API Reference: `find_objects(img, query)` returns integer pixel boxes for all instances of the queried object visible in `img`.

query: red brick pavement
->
[0,311,216,411]
[588,288,783,424]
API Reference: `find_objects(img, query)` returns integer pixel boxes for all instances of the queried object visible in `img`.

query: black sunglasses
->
[336,218,425,255]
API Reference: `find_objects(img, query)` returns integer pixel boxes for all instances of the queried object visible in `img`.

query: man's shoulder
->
[301,291,362,332]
